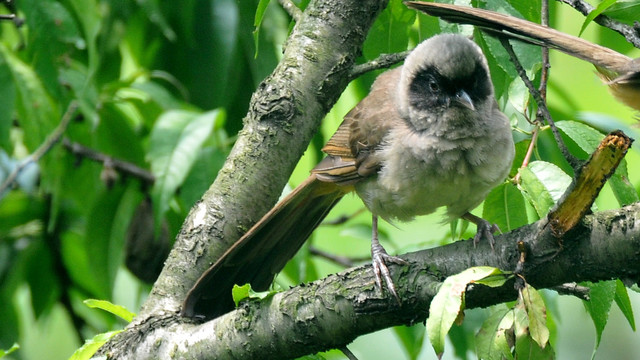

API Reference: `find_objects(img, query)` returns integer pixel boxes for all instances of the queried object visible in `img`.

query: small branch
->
[498,37,580,168]
[321,207,366,226]
[538,0,550,102]
[556,0,640,49]
[309,246,368,267]
[62,139,156,184]
[551,282,590,301]
[349,50,410,80]
[278,0,302,22]
[548,130,632,237]
[0,101,78,197]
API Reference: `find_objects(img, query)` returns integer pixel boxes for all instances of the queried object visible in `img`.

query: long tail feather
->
[182,175,347,318]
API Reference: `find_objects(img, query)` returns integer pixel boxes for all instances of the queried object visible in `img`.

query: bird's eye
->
[429,80,439,92]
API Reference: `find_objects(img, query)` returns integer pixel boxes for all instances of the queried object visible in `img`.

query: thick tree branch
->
[100,0,389,356]
[102,202,640,359]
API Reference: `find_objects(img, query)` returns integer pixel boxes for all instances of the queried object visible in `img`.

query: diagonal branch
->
[0,101,78,197]
[556,0,640,49]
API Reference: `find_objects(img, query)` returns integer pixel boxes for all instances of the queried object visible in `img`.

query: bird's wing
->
[313,67,403,184]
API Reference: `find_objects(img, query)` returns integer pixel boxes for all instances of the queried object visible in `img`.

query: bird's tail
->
[182,175,347,319]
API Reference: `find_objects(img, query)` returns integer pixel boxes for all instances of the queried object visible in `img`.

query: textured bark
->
[98,203,640,359]
[98,0,388,358]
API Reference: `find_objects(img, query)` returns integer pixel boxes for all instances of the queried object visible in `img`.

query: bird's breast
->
[354,124,513,222]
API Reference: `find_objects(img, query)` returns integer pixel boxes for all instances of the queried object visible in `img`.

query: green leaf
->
[363,0,416,59]
[579,0,618,36]
[85,185,142,298]
[253,0,272,57]
[614,279,636,331]
[393,324,425,360]
[0,56,15,151]
[478,0,541,78]
[148,109,221,231]
[232,283,274,307]
[556,120,638,206]
[609,161,639,206]
[68,330,122,360]
[0,43,58,151]
[475,306,514,360]
[521,284,549,348]
[556,120,604,154]
[427,267,504,357]
[483,182,528,233]
[0,343,19,358]
[603,0,640,24]
[518,161,572,218]
[583,280,617,357]
[84,299,136,322]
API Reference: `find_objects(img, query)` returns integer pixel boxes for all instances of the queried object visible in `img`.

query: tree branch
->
[102,201,640,359]
[0,101,78,197]
[102,0,390,349]
[556,0,640,49]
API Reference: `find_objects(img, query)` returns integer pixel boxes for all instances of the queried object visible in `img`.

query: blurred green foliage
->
[0,0,639,359]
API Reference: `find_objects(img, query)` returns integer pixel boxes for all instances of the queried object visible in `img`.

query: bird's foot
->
[371,242,408,304]
[463,212,500,249]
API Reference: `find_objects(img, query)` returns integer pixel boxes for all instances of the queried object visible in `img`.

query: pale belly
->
[354,132,513,222]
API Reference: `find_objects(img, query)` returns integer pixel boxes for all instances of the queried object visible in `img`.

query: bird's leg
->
[462,212,500,249]
[370,215,408,303]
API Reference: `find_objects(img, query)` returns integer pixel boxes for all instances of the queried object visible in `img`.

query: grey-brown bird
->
[406,1,640,112]
[182,34,515,319]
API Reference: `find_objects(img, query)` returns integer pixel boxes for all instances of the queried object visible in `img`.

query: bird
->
[405,1,640,112]
[181,34,515,319]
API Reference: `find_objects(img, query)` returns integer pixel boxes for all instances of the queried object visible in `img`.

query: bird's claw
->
[473,218,500,250]
[371,243,408,304]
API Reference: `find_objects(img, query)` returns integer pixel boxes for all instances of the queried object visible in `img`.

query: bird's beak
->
[454,90,475,111]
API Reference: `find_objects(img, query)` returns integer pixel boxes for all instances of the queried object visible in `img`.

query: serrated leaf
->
[614,279,636,331]
[583,280,616,356]
[148,109,221,231]
[483,182,528,233]
[521,284,549,348]
[518,161,571,218]
[556,120,604,154]
[84,299,136,322]
[68,330,122,360]
[475,306,514,360]
[428,267,503,356]
[579,0,617,36]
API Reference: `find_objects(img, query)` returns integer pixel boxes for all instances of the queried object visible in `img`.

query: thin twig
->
[498,37,580,168]
[551,282,590,300]
[321,208,366,226]
[63,139,156,184]
[349,50,411,80]
[339,346,360,360]
[0,101,78,197]
[309,246,362,268]
[278,0,302,22]
[556,0,640,49]
[539,0,550,102]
